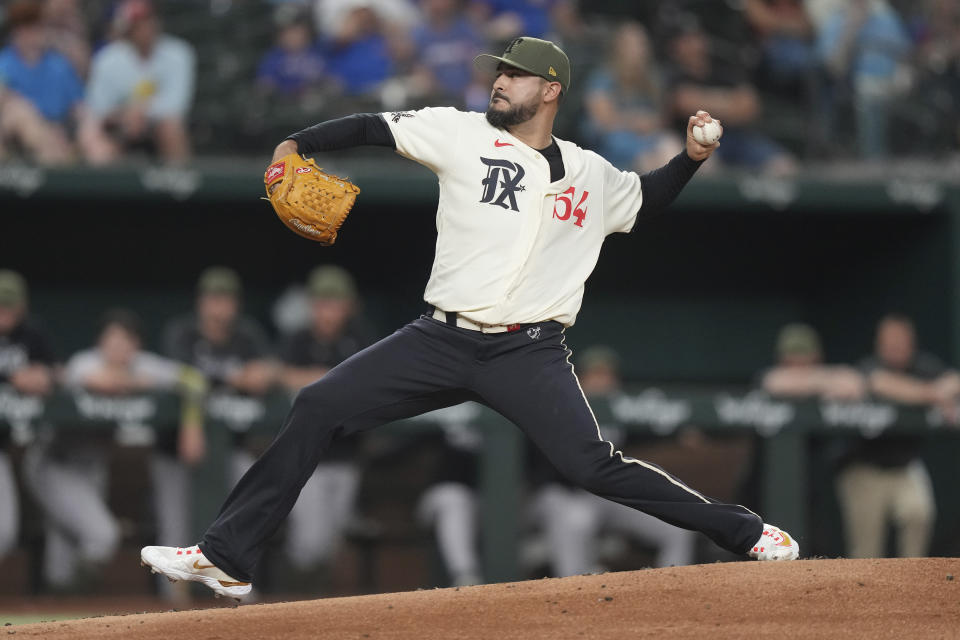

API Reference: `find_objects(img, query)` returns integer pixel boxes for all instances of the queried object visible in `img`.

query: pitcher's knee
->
[293,380,328,408]
[290,380,341,426]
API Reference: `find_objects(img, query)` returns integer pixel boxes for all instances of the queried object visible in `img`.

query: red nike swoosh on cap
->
[494,139,513,147]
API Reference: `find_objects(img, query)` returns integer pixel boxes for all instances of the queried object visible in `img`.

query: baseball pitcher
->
[142,37,798,599]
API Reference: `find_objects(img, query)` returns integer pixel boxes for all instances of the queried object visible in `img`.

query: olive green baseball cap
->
[776,323,822,357]
[197,266,242,296]
[0,269,27,308]
[474,36,571,93]
[307,265,357,300]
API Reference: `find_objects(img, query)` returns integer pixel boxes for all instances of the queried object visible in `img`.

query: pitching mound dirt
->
[11,558,960,639]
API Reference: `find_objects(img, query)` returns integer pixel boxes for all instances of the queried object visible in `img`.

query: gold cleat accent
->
[218,580,250,588]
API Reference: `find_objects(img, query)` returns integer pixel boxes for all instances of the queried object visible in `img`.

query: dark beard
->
[485,99,539,128]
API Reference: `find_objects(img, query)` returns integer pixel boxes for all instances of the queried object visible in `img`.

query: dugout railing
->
[2,384,958,584]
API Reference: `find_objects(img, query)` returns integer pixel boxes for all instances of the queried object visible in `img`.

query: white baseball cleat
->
[746,524,799,561]
[140,545,252,601]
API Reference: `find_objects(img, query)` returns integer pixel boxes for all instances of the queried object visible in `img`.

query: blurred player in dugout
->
[838,315,959,559]
[165,265,376,583]
[754,323,867,547]
[162,267,275,573]
[761,319,958,558]
[23,308,204,592]
[277,265,377,579]
[163,266,275,475]
[0,270,57,566]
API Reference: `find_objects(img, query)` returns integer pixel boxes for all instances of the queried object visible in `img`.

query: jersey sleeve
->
[601,155,643,235]
[381,107,465,174]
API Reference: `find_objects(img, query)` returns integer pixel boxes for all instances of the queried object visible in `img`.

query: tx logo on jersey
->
[479,157,526,212]
[526,326,541,340]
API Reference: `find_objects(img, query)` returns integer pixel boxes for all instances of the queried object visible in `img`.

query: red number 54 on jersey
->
[553,187,588,228]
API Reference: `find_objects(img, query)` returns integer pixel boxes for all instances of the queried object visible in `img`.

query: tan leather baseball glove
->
[264,153,360,244]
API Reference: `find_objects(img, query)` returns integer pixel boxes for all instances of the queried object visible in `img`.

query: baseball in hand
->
[693,119,722,146]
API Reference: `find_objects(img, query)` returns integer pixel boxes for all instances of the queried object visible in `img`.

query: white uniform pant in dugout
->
[530,483,697,576]
[231,450,360,570]
[417,482,481,585]
[23,444,120,587]
[0,451,19,559]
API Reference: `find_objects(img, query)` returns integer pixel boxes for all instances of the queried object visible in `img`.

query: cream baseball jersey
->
[383,107,644,327]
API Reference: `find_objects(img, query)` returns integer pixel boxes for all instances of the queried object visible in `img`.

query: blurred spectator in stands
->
[910,0,960,81]
[42,0,91,78]
[664,14,796,174]
[256,5,328,98]
[0,0,83,165]
[407,0,485,107]
[321,4,407,99]
[314,0,419,42]
[0,270,56,564]
[761,323,866,400]
[836,314,960,559]
[906,0,960,152]
[468,0,560,42]
[79,0,195,165]
[541,0,607,141]
[744,0,815,97]
[582,22,680,173]
[278,266,376,578]
[813,0,912,159]
[526,347,696,576]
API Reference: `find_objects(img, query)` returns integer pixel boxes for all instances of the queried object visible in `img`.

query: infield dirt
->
[9,557,960,639]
